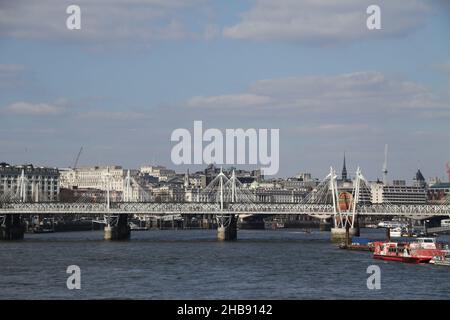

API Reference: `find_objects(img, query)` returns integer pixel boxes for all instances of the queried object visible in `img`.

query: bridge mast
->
[123,169,132,202]
[18,169,27,203]
[219,168,224,211]
[329,167,339,228]
[350,167,362,229]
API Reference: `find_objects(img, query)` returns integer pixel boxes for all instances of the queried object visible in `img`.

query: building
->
[413,169,427,188]
[369,169,428,205]
[198,164,263,185]
[0,163,59,202]
[295,172,312,181]
[428,182,450,204]
[60,166,126,191]
[281,177,318,190]
[140,165,176,182]
[392,180,406,186]
[370,182,427,205]
[183,170,207,189]
[59,166,143,201]
[151,184,185,202]
[254,189,307,203]
[184,187,202,202]
[249,177,313,203]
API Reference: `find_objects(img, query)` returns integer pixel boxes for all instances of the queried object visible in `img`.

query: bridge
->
[1,167,449,241]
[425,225,450,235]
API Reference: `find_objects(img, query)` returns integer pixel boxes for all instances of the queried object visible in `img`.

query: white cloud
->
[77,110,150,120]
[0,0,212,44]
[223,0,432,44]
[186,71,445,115]
[2,102,64,115]
[187,93,272,108]
[291,123,372,135]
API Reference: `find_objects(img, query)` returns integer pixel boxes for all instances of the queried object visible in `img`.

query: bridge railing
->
[0,201,449,217]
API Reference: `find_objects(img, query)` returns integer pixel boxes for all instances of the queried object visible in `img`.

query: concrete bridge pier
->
[331,227,347,243]
[0,214,25,240]
[104,214,130,240]
[330,225,358,243]
[217,214,237,241]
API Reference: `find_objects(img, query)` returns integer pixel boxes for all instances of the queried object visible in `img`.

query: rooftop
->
[429,182,450,189]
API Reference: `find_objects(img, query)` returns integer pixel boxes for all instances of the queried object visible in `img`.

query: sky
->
[0,0,449,182]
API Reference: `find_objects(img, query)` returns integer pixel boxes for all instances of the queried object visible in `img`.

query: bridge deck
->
[0,202,449,218]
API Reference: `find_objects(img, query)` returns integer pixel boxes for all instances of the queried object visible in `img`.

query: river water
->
[0,228,449,299]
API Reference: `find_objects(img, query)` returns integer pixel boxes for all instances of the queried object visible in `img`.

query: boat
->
[430,255,450,266]
[378,221,407,229]
[410,237,439,250]
[32,218,54,233]
[389,227,402,238]
[401,231,410,237]
[269,221,285,229]
[373,241,447,263]
[339,237,374,251]
[129,222,148,231]
[33,226,54,233]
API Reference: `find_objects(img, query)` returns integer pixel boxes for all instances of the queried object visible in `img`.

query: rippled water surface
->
[1,229,449,299]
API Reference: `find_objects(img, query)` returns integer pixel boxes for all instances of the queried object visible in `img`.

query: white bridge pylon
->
[199,168,256,228]
[299,166,368,229]
[200,168,256,207]
[327,166,369,230]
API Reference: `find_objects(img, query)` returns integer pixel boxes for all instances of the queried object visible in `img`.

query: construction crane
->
[73,147,83,169]
[382,144,388,185]
[447,162,450,182]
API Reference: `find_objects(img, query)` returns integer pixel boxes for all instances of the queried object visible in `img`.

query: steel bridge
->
[1,167,449,240]
[1,202,450,219]
[1,167,450,219]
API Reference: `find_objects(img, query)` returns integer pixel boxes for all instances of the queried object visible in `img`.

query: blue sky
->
[1,0,449,181]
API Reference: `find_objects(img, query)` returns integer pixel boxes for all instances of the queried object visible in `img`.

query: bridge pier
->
[352,216,360,237]
[217,214,237,241]
[104,214,130,240]
[330,226,359,243]
[0,214,25,240]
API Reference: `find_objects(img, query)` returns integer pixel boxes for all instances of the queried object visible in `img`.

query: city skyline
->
[1,0,450,180]
[0,157,443,185]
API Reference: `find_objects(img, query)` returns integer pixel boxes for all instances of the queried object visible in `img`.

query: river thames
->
[0,229,449,299]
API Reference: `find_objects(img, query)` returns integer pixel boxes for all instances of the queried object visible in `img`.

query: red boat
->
[373,240,447,263]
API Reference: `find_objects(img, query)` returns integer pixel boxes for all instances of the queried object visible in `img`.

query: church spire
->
[342,152,348,181]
